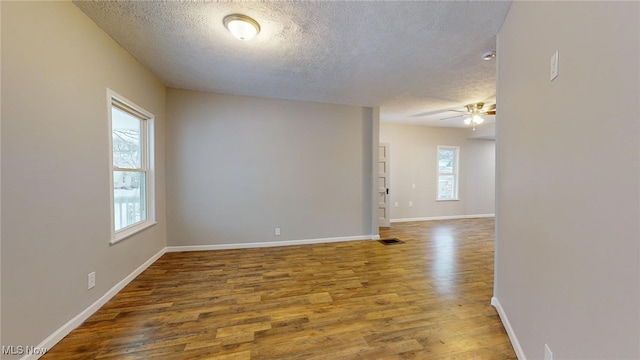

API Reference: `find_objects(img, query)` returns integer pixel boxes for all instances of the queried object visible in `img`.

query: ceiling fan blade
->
[412,107,466,117]
[440,114,466,121]
[483,110,496,115]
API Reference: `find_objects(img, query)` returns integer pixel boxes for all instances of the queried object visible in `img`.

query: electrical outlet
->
[88,272,96,290]
[544,344,553,360]
[412,183,416,189]
[409,201,413,207]
[394,202,399,208]
[275,228,281,236]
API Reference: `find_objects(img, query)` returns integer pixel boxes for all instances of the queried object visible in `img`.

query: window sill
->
[436,199,460,202]
[110,221,157,245]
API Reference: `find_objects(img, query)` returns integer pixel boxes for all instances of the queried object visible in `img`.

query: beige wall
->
[1,1,167,355]
[0,0,3,348]
[495,2,639,359]
[166,89,376,246]
[380,123,495,220]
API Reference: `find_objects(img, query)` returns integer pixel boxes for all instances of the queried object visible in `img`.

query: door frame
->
[378,142,390,228]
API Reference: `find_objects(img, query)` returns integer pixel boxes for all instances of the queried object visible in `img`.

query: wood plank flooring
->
[42,218,516,359]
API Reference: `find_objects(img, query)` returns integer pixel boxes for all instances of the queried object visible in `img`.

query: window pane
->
[113,171,146,231]
[438,175,455,200]
[112,107,142,168]
[438,149,454,173]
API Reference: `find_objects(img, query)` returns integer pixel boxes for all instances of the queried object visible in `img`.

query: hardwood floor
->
[42,218,516,359]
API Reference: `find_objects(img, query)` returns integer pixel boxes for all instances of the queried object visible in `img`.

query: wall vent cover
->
[378,238,405,245]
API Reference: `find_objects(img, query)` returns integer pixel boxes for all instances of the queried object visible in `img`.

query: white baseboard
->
[371,235,380,240]
[166,235,377,252]
[491,296,526,360]
[390,214,495,223]
[22,247,167,360]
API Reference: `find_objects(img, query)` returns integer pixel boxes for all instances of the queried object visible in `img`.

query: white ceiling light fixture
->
[482,51,496,61]
[223,14,260,41]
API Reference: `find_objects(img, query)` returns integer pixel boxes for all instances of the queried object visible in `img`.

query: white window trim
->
[436,145,460,201]
[107,89,156,245]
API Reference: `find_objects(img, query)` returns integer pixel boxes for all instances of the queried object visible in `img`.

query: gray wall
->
[380,123,495,220]
[1,2,167,354]
[495,2,639,359]
[166,89,376,246]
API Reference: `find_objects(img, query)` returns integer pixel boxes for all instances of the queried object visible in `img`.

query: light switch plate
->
[544,344,553,360]
[550,51,559,81]
[88,272,96,290]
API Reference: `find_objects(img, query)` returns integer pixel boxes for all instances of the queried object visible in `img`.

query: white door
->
[378,143,390,227]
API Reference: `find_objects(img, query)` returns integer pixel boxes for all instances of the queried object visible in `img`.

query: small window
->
[108,90,155,243]
[437,146,459,201]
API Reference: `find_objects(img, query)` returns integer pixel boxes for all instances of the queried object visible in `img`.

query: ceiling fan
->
[440,102,496,131]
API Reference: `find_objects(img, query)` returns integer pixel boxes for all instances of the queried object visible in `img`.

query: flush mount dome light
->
[223,14,260,41]
[482,51,496,61]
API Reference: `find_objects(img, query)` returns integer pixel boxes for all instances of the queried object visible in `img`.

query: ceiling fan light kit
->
[464,114,485,130]
[439,101,495,131]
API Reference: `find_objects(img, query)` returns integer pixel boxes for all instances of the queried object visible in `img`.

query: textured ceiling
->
[74,1,511,127]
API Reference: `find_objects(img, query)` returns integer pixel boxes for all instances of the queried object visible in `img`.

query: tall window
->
[109,90,155,243]
[437,146,459,201]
